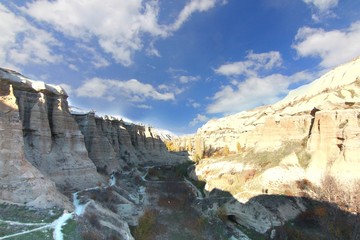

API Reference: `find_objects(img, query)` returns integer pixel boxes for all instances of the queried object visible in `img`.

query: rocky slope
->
[0,67,184,209]
[0,79,71,209]
[0,68,102,193]
[171,57,360,231]
[73,113,184,174]
[1,57,360,238]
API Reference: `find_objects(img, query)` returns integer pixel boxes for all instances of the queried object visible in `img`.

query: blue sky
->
[1,0,360,134]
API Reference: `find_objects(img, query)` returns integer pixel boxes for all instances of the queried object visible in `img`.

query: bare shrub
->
[244,169,256,182]
[320,175,340,202]
[217,206,228,222]
[81,230,102,240]
[133,210,157,240]
[87,213,100,229]
[296,179,313,191]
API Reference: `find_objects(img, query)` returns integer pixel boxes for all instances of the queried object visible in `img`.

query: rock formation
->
[1,57,360,238]
[0,67,185,208]
[173,57,360,208]
[0,78,71,209]
[73,112,185,174]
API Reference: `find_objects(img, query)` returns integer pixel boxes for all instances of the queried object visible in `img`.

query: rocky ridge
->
[73,112,183,174]
[0,68,102,194]
[1,57,360,238]
[0,79,72,209]
[0,67,184,209]
[171,57,360,233]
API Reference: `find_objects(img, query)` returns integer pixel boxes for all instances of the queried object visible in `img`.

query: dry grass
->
[132,210,157,240]
[240,140,311,170]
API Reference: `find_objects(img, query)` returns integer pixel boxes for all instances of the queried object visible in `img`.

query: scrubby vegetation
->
[132,210,157,240]
[241,140,309,170]
[0,203,74,240]
[273,199,360,240]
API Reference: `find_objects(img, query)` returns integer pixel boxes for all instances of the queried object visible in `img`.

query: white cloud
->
[215,61,254,77]
[68,64,79,71]
[76,78,109,98]
[59,83,73,96]
[21,0,226,67]
[303,0,339,21]
[22,0,166,66]
[207,71,312,114]
[178,75,200,84]
[170,0,226,31]
[146,41,161,57]
[189,114,209,127]
[76,77,175,102]
[187,99,201,108]
[247,51,283,70]
[0,3,62,67]
[215,51,282,76]
[137,104,153,109]
[76,44,110,68]
[158,84,184,95]
[303,0,338,12]
[192,102,201,108]
[293,22,360,68]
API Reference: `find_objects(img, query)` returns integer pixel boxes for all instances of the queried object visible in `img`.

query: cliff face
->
[0,68,103,208]
[73,113,183,173]
[0,67,185,207]
[0,79,71,209]
[173,57,360,203]
[307,109,360,183]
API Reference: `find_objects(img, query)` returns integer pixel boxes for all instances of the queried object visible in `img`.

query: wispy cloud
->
[167,67,201,84]
[137,104,153,109]
[76,77,175,102]
[59,83,73,96]
[18,0,226,67]
[178,75,201,84]
[188,99,201,108]
[189,114,209,127]
[303,0,339,21]
[303,0,338,12]
[207,71,313,114]
[169,0,227,31]
[0,3,62,67]
[215,51,282,77]
[293,21,360,68]
[76,44,110,69]
[210,50,313,114]
[21,0,165,66]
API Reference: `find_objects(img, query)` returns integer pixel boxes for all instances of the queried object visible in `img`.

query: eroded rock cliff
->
[173,57,360,209]
[0,68,103,207]
[73,112,185,173]
[0,67,185,208]
[0,78,71,209]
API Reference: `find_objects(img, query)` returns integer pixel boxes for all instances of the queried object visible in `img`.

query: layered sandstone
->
[0,67,187,208]
[174,57,360,204]
[0,79,71,209]
[0,68,101,195]
[73,113,185,173]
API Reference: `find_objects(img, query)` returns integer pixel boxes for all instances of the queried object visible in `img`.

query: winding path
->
[0,176,113,240]
[0,211,72,240]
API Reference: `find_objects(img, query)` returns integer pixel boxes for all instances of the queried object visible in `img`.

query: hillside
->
[170,57,360,233]
[1,57,360,239]
[0,67,186,207]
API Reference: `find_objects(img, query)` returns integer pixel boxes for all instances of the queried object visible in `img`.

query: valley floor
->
[134,166,229,240]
